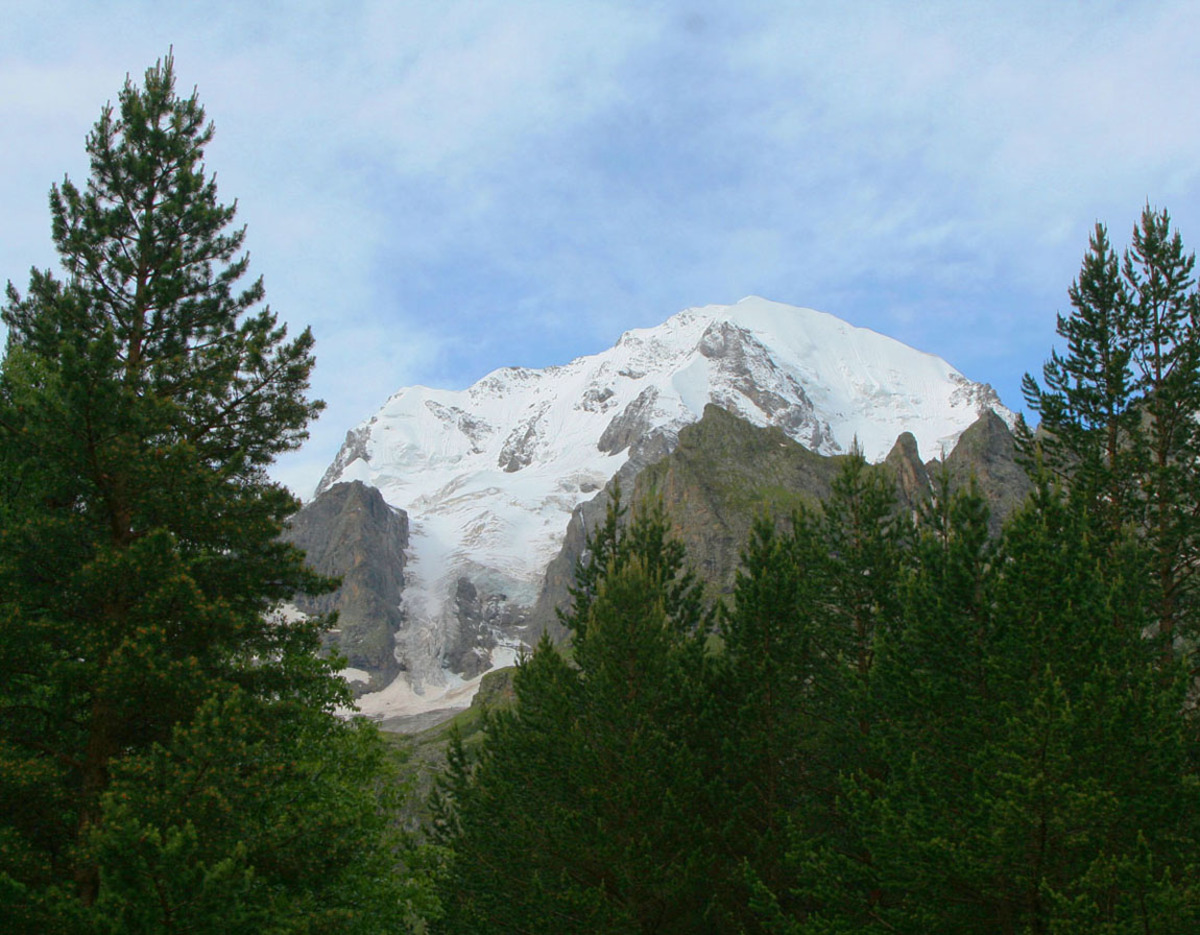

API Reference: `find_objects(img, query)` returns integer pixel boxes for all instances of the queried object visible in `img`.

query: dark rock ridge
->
[528,404,841,638]
[528,404,1031,638]
[633,404,840,595]
[941,409,1033,535]
[285,483,532,696]
[282,481,408,694]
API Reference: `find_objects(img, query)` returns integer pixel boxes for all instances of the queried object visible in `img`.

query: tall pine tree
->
[0,55,409,931]
[1020,222,1138,536]
[717,452,909,931]
[433,492,723,933]
[1023,206,1200,659]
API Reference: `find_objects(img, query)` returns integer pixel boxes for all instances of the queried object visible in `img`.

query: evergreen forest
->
[4,57,1200,933]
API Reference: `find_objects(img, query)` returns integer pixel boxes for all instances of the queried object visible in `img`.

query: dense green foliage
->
[433,212,1200,929]
[0,57,410,932]
[1022,206,1200,657]
[432,493,724,931]
[434,463,1200,933]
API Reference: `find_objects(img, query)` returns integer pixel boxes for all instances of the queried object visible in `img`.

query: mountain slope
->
[281,481,408,693]
[528,404,1030,645]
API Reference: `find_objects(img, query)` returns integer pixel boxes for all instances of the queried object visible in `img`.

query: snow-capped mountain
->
[315,296,1012,723]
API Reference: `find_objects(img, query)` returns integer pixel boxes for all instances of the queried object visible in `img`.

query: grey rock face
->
[498,403,549,472]
[948,372,1007,425]
[598,387,663,455]
[282,481,408,694]
[445,577,528,678]
[942,408,1033,534]
[698,320,836,452]
[885,431,931,512]
[577,385,617,413]
[300,412,1028,698]
[530,404,842,639]
[530,405,1032,640]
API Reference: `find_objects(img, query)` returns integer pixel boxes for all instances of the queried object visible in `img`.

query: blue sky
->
[5,1,1200,496]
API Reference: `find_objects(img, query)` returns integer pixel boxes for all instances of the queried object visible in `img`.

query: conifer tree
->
[979,482,1197,931]
[0,55,409,930]
[824,478,997,931]
[1023,206,1200,656]
[1123,208,1200,653]
[819,449,907,683]
[1020,222,1138,535]
[718,516,822,854]
[808,479,1200,933]
[433,493,722,933]
[718,452,908,930]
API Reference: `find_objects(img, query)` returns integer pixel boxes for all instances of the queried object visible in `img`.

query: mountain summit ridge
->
[314,296,1012,721]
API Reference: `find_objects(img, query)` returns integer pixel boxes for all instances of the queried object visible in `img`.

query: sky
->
[4,1,1200,498]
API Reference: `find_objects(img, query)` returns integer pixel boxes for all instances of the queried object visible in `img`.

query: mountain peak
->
[316,297,1012,720]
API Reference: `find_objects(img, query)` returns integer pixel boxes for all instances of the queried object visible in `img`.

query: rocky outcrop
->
[530,405,1032,638]
[941,408,1033,534]
[296,408,1032,699]
[282,481,408,693]
[445,577,527,678]
[314,423,374,498]
[634,404,841,595]
[529,404,844,637]
[885,431,931,513]
[498,404,549,472]
[598,386,663,455]
[697,320,835,450]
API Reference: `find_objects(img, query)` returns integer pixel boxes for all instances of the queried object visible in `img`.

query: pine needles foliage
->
[433,224,1200,929]
[0,55,412,932]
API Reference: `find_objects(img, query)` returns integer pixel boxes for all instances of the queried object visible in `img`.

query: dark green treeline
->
[432,208,1200,932]
[433,465,1200,933]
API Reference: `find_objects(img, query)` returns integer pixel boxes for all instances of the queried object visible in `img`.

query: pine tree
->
[1020,222,1139,535]
[1022,206,1200,658]
[1123,207,1200,654]
[0,55,409,930]
[820,448,907,684]
[433,493,723,933]
[718,516,822,856]
[830,478,997,932]
[717,452,909,931]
